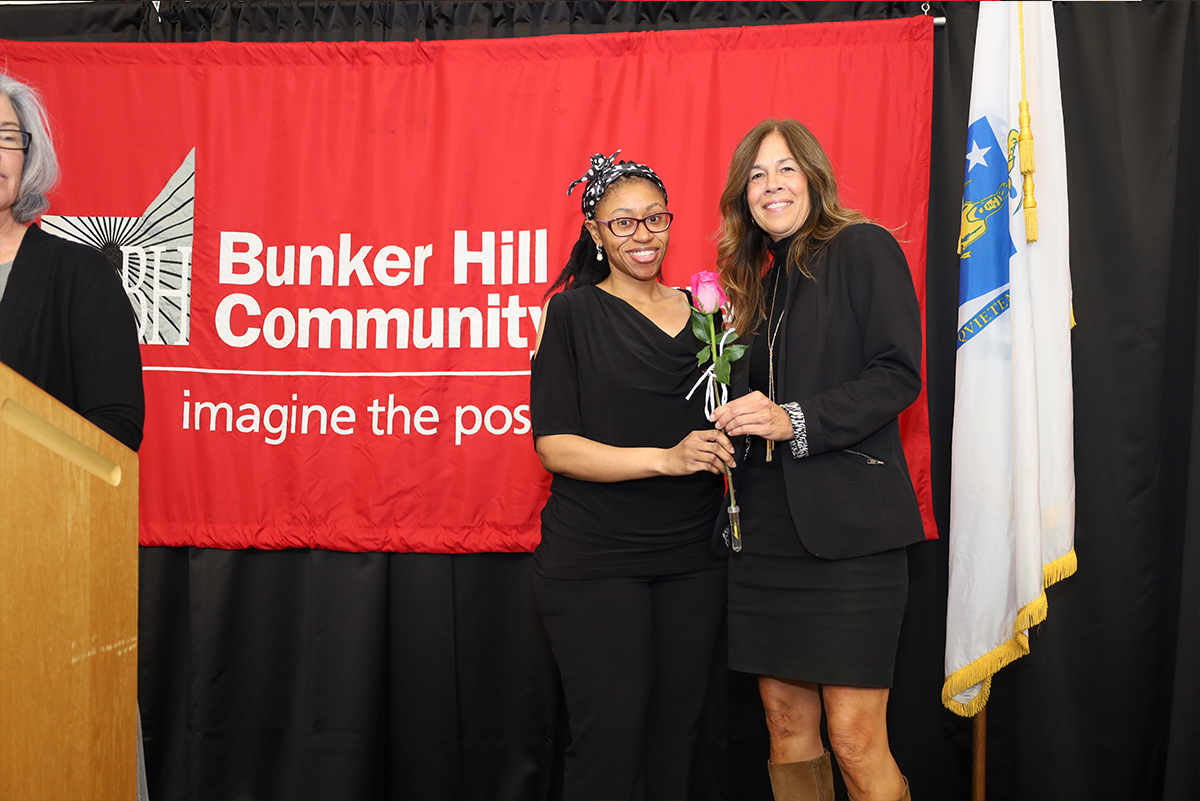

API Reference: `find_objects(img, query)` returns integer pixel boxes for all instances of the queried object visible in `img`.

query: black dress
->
[726,236,911,689]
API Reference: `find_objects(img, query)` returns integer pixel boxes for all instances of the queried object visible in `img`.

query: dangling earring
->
[596,244,604,261]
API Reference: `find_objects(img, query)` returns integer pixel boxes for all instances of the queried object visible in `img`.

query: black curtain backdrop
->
[1,2,1197,799]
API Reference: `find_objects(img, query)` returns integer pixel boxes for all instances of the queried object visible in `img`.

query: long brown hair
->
[716,119,867,335]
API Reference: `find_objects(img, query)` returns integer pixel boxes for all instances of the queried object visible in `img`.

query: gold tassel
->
[1018,100,1036,174]
[1023,170,1038,242]
[1018,4,1039,243]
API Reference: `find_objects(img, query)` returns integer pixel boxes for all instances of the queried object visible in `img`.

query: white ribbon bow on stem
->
[685,327,738,418]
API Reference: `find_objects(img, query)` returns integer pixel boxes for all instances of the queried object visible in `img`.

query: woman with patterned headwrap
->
[529,151,734,800]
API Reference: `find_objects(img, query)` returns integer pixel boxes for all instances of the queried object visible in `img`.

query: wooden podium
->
[0,362,138,801]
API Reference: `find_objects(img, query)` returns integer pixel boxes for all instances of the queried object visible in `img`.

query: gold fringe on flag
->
[1043,548,1078,586]
[1018,2,1038,242]
[942,548,1078,717]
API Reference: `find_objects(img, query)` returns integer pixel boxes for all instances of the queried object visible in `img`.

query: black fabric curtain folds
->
[1,2,1197,799]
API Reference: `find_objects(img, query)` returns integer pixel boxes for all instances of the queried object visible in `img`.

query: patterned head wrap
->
[567,150,668,219]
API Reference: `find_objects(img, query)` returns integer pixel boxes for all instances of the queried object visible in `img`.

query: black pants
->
[533,566,727,801]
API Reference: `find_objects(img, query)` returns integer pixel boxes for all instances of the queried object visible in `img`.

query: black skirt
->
[727,464,908,688]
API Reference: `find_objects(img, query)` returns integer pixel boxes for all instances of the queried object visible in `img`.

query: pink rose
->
[690,271,728,314]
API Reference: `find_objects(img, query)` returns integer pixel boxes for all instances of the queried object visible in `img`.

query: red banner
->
[3,18,935,552]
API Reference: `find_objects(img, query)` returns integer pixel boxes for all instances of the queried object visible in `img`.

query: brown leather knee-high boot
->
[767,750,834,801]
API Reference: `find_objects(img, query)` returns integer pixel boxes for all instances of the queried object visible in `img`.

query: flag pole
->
[973,705,987,801]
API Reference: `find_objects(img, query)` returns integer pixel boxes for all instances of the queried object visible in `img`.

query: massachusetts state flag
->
[943,1,1076,717]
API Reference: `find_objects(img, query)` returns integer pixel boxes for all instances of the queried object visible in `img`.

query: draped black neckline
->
[590,284,695,343]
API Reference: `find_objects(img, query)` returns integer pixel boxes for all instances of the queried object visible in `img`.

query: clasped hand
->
[662,429,736,476]
[709,391,792,442]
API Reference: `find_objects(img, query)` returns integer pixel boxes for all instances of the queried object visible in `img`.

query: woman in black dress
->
[530,151,734,800]
[710,120,924,801]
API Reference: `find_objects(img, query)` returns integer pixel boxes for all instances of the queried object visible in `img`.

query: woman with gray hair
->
[0,72,143,450]
[0,72,147,801]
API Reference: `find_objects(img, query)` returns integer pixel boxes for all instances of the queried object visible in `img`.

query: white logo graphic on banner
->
[43,148,195,346]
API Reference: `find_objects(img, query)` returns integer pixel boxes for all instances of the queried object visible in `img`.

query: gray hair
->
[0,73,59,223]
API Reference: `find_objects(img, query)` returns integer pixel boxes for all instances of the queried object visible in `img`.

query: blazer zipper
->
[843,449,885,465]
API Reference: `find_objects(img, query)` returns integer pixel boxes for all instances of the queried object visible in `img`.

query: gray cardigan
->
[0,223,144,451]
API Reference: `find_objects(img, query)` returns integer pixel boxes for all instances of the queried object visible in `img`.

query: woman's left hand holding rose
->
[660,429,737,477]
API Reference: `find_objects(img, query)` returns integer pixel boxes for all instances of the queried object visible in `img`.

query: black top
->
[745,247,788,468]
[0,223,144,451]
[530,285,725,578]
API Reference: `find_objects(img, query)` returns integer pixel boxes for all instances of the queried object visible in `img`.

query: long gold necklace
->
[764,263,786,462]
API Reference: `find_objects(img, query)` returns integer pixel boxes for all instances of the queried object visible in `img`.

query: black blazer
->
[0,223,144,450]
[729,223,924,559]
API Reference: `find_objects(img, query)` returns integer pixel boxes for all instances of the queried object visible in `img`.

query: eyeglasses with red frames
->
[593,211,674,237]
